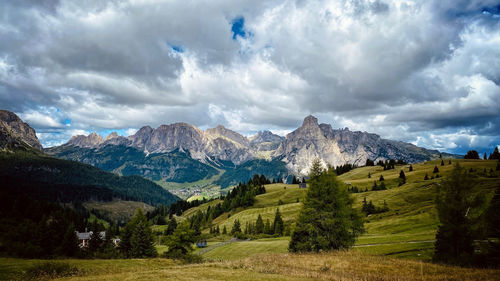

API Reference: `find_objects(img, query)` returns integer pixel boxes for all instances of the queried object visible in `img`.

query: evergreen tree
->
[483,153,487,160]
[464,150,480,159]
[222,225,227,235]
[424,173,429,180]
[273,208,284,236]
[433,166,440,173]
[255,214,264,234]
[434,163,483,265]
[231,219,241,235]
[441,159,445,166]
[409,165,413,172]
[130,214,157,258]
[164,217,177,236]
[449,159,452,165]
[309,158,324,178]
[490,147,500,160]
[399,170,406,180]
[120,209,157,258]
[164,222,196,259]
[289,166,363,252]
[368,172,371,178]
[398,170,406,186]
[379,181,386,190]
[379,175,384,181]
[264,219,272,234]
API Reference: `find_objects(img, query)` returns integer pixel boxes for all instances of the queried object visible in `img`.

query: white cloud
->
[0,0,498,153]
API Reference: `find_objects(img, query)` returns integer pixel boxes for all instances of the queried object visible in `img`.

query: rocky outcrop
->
[0,110,43,150]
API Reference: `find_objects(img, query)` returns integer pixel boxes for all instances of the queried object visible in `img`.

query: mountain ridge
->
[52,115,453,176]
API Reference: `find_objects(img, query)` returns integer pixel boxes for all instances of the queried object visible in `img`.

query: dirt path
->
[353,240,435,247]
[197,238,247,255]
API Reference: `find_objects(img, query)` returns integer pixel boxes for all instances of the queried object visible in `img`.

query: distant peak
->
[302,115,318,127]
[105,132,118,140]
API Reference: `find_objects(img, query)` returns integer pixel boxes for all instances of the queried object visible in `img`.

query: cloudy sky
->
[1,0,499,154]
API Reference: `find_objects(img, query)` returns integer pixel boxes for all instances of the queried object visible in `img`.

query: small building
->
[75,230,105,248]
[299,183,307,188]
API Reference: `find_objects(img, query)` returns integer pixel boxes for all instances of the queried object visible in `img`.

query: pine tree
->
[222,225,227,234]
[449,159,452,165]
[130,214,157,258]
[264,219,272,234]
[464,150,480,159]
[483,153,487,160]
[409,165,413,172]
[231,219,241,235]
[289,167,363,252]
[433,163,484,265]
[433,166,439,173]
[399,170,406,180]
[164,217,177,236]
[164,222,197,259]
[441,159,445,166]
[255,214,264,234]
[379,175,384,181]
[489,147,500,160]
[120,209,157,258]
[424,173,429,180]
[273,208,284,236]
[368,172,371,178]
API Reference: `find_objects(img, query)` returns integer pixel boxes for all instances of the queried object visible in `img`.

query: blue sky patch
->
[231,17,246,39]
[168,43,184,53]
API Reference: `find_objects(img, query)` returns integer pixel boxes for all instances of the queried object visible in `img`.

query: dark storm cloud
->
[0,0,498,153]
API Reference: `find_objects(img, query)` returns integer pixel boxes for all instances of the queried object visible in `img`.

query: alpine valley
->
[46,115,456,199]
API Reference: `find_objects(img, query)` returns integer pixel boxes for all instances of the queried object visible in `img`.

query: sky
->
[0,0,499,155]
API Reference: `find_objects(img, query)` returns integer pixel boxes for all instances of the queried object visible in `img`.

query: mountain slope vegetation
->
[0,149,179,206]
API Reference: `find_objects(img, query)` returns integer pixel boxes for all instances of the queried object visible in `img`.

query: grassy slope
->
[182,159,499,261]
[2,252,499,281]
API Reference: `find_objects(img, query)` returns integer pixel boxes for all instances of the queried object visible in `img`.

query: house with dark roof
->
[75,230,105,248]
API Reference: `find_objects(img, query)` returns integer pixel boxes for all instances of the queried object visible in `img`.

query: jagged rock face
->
[250,130,284,151]
[68,132,104,148]
[280,115,344,174]
[146,123,204,153]
[129,126,153,149]
[206,125,249,147]
[0,110,43,150]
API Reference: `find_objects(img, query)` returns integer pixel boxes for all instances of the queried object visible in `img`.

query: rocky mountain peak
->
[105,132,119,140]
[0,110,43,150]
[302,115,319,127]
[206,125,249,146]
[68,132,104,148]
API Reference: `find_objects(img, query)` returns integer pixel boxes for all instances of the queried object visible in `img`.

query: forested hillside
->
[0,150,179,206]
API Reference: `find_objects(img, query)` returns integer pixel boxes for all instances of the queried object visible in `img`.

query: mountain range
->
[46,115,453,192]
